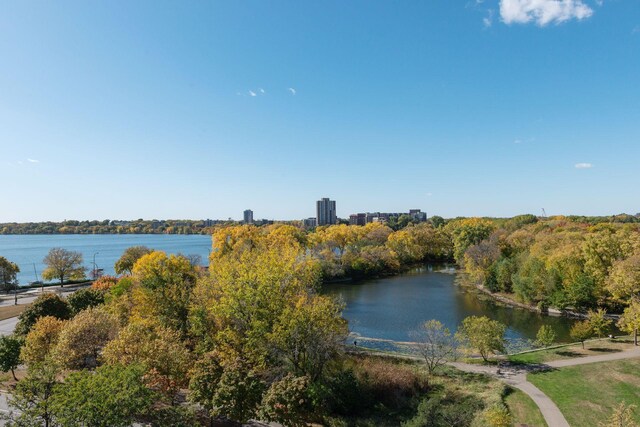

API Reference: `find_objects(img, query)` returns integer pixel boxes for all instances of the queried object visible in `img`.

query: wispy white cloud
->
[483,9,494,27]
[575,162,593,169]
[27,158,39,163]
[288,87,296,95]
[426,192,433,197]
[500,0,593,26]
[514,139,523,144]
[259,88,265,94]
[248,90,257,97]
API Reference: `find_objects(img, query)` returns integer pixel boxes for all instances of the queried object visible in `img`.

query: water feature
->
[323,266,580,348]
[0,234,212,284]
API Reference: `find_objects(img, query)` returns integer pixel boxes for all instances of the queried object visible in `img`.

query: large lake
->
[0,234,212,284]
[2,235,579,346]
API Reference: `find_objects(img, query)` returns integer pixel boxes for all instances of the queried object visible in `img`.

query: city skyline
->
[1,1,639,222]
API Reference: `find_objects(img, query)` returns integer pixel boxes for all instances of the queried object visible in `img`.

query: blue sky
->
[1,0,639,221]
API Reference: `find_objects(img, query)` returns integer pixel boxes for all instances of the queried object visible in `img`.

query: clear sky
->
[1,0,639,222]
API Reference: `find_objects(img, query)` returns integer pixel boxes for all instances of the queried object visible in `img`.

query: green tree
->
[210,361,265,423]
[410,319,459,380]
[50,364,154,427]
[457,316,506,362]
[570,320,593,349]
[114,246,152,275]
[259,374,310,427]
[66,287,105,315]
[618,302,640,346]
[15,293,71,336]
[42,248,85,287]
[6,362,60,427]
[534,325,557,348]
[0,335,22,381]
[271,294,347,381]
[429,215,445,228]
[588,309,613,338]
[445,218,495,264]
[0,256,20,292]
[188,351,224,415]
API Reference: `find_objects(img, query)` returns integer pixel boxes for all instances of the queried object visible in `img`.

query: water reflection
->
[323,266,579,344]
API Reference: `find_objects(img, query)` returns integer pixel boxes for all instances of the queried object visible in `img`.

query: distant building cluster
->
[300,198,427,229]
[349,209,427,226]
[241,209,272,226]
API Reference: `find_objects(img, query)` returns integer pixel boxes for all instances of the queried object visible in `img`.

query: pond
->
[323,266,580,350]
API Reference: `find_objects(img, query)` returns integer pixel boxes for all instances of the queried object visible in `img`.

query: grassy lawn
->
[504,388,548,427]
[0,303,28,321]
[528,358,640,426]
[508,337,635,364]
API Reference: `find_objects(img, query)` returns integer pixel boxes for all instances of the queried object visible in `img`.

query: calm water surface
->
[324,266,578,344]
[0,234,212,284]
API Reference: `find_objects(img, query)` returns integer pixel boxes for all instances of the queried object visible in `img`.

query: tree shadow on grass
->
[555,350,583,358]
[588,347,622,353]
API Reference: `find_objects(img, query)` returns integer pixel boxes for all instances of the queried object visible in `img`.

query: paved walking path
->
[451,346,640,427]
[450,362,570,427]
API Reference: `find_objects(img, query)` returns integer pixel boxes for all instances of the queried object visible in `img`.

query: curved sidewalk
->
[449,362,570,427]
[451,346,640,427]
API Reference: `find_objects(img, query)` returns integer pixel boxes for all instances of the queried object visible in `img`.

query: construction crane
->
[541,208,547,218]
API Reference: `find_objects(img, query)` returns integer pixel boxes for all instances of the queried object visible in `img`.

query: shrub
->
[91,275,118,291]
[259,374,311,427]
[67,288,105,315]
[402,393,484,427]
[351,356,428,410]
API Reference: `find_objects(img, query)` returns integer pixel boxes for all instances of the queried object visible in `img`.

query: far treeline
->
[0,214,430,235]
[0,219,228,235]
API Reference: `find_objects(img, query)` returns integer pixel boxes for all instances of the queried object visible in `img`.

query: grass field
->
[0,304,28,321]
[508,337,634,365]
[504,388,548,427]
[528,358,640,426]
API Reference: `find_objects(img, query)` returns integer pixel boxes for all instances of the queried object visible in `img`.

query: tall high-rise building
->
[316,198,337,226]
[243,209,254,224]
